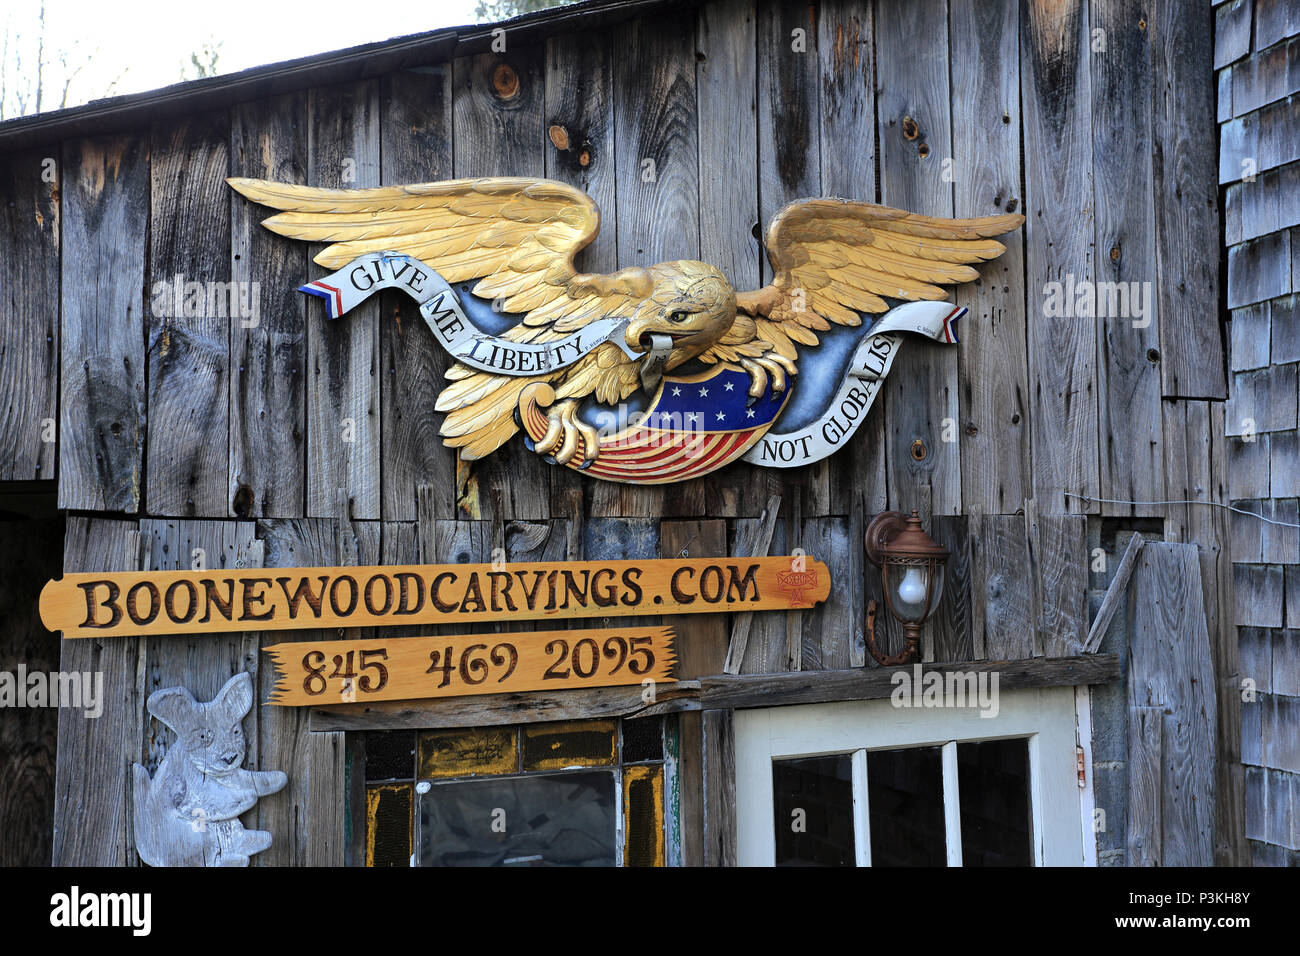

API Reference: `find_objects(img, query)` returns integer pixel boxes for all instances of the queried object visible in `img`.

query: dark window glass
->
[621,716,663,763]
[772,754,855,866]
[867,747,946,866]
[957,738,1033,866]
[418,770,616,866]
[365,730,415,781]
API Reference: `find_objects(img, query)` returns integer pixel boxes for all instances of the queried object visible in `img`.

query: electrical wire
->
[1063,492,1300,530]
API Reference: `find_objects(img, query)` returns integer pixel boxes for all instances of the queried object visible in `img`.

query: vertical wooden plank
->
[344,731,367,867]
[1091,0,1165,516]
[52,517,143,865]
[970,513,1034,660]
[699,0,761,296]
[931,515,973,662]
[452,44,552,523]
[661,520,730,678]
[1128,542,1218,865]
[950,0,1030,516]
[817,0,874,202]
[147,111,231,517]
[732,513,792,673]
[1126,705,1164,865]
[230,91,309,519]
[1027,508,1087,656]
[138,519,259,856]
[661,520,727,867]
[612,12,699,519]
[691,0,760,519]
[792,516,858,670]
[1188,400,1248,864]
[1021,0,1098,513]
[755,0,821,556]
[306,731,347,866]
[876,0,961,517]
[0,515,63,865]
[819,0,888,524]
[380,66,454,523]
[307,81,381,520]
[758,0,821,254]
[59,134,148,512]
[0,148,59,481]
[723,494,782,673]
[702,708,737,866]
[256,516,381,865]
[544,27,618,520]
[1153,0,1226,398]
[139,519,257,706]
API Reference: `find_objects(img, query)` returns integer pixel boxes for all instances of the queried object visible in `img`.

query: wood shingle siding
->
[1218,0,1300,863]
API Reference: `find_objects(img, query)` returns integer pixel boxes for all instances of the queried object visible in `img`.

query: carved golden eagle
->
[228,176,1022,468]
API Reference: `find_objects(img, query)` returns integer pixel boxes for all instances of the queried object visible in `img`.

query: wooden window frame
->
[731,686,1087,866]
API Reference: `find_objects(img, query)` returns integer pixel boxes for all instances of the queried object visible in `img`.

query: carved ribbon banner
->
[742,300,967,469]
[40,556,830,639]
[263,626,677,707]
[300,251,643,376]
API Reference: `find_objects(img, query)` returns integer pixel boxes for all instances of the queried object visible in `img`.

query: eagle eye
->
[668,310,689,323]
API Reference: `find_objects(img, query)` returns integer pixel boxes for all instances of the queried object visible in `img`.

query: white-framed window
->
[734,685,1087,866]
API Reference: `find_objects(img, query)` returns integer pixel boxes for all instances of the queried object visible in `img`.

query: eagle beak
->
[625,316,652,353]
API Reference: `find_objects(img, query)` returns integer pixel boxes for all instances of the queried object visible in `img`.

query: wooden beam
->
[1083,532,1144,652]
[696,655,1118,711]
[308,655,1119,731]
[310,681,702,732]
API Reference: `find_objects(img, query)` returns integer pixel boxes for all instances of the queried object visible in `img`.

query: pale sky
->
[1,0,485,116]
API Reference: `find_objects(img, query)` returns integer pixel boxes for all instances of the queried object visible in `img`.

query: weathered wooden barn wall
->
[0,0,1241,864]
[1217,0,1300,866]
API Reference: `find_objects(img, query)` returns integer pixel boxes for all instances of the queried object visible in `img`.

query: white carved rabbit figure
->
[132,672,286,866]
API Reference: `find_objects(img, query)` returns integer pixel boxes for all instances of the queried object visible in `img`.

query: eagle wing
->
[701,199,1024,369]
[227,176,644,459]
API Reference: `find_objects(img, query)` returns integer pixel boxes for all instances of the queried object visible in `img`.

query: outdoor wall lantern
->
[864,510,949,666]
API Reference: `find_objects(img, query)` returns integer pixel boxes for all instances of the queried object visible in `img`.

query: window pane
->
[365,730,414,781]
[366,783,412,867]
[772,754,855,867]
[867,747,946,866]
[957,738,1033,866]
[417,771,616,866]
[418,727,517,778]
[623,765,665,866]
[621,716,664,763]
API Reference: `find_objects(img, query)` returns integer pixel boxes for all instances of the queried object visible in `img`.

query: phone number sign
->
[263,626,676,706]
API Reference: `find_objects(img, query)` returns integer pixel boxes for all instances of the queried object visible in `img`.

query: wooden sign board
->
[263,626,677,707]
[40,556,829,639]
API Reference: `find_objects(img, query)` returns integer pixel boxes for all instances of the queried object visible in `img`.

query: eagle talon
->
[740,352,795,401]
[534,398,601,467]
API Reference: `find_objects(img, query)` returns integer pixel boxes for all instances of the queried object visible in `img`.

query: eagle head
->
[624,261,736,369]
